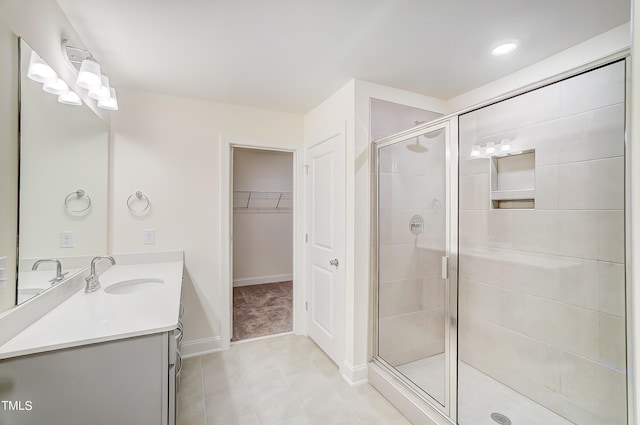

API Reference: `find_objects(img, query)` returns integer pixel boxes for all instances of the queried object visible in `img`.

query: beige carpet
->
[232,281,293,341]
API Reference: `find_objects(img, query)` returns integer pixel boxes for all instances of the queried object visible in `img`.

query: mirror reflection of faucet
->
[31,258,68,285]
[85,256,116,293]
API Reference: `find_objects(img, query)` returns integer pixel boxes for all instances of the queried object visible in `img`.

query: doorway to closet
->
[231,147,294,341]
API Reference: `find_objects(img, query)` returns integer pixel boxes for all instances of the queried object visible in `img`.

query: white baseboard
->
[180,336,222,358]
[341,360,369,386]
[233,273,293,287]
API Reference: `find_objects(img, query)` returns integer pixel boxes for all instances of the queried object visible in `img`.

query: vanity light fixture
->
[492,42,518,56]
[62,39,119,111]
[472,139,518,158]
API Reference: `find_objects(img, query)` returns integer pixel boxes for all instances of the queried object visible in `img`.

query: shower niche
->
[490,150,535,209]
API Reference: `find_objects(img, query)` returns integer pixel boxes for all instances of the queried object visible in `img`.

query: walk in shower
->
[372,59,628,425]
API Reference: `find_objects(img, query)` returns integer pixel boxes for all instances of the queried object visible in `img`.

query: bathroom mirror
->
[16,38,108,303]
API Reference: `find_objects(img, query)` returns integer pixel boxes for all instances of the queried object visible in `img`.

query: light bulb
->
[43,78,70,95]
[27,51,57,83]
[492,43,517,56]
[88,74,111,100]
[97,87,118,110]
[470,145,481,157]
[77,58,102,89]
[485,142,496,155]
[58,90,82,105]
[500,139,512,152]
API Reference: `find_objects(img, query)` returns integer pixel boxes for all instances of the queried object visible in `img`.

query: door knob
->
[329,258,339,268]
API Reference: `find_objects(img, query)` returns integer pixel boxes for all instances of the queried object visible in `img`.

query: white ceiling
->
[56,0,630,114]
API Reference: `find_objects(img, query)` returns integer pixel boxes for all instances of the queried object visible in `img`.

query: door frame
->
[220,137,304,349]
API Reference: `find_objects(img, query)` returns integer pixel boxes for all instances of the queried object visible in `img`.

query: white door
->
[305,132,345,366]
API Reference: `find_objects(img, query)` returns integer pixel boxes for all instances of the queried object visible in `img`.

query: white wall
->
[109,89,303,346]
[232,149,293,285]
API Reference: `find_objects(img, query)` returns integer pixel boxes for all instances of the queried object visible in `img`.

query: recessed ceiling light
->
[492,42,518,56]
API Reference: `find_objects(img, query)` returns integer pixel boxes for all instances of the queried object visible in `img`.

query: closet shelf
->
[233,191,292,212]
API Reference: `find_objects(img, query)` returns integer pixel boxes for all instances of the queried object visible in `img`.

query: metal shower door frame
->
[371,116,459,423]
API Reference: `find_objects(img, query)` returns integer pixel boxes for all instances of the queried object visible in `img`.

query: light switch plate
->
[143,229,155,245]
[60,231,74,248]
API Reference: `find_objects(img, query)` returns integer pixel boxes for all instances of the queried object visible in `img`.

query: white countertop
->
[0,260,183,360]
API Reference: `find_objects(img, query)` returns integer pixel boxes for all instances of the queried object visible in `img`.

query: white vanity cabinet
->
[0,330,178,425]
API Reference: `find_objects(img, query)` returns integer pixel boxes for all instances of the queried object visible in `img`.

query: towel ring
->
[127,191,150,213]
[64,189,91,213]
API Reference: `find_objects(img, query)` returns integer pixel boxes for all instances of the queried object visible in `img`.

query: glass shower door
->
[374,120,455,415]
[457,60,628,425]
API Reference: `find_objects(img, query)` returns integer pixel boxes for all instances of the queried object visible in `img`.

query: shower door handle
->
[441,256,449,279]
[329,258,339,268]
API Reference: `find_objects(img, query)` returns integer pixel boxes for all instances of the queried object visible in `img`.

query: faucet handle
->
[85,274,101,293]
[49,271,69,285]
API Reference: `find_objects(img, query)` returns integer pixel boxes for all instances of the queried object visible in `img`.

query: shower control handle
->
[329,258,339,268]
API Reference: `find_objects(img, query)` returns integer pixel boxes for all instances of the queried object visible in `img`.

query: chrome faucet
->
[32,258,68,285]
[85,256,116,293]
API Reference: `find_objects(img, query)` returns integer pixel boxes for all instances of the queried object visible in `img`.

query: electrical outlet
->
[143,229,155,245]
[60,231,74,248]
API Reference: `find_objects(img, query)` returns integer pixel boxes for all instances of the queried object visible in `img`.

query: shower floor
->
[397,355,573,425]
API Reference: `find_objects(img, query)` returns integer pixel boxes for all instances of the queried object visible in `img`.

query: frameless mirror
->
[16,38,108,303]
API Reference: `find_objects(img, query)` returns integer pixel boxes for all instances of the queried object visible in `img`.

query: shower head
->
[424,128,445,139]
[406,128,445,153]
[407,138,428,153]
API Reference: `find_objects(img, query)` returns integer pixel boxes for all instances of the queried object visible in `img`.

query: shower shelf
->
[233,190,292,212]
[490,150,535,209]
[490,188,535,200]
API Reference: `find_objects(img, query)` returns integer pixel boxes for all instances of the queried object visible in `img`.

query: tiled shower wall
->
[458,61,626,425]
[377,134,446,366]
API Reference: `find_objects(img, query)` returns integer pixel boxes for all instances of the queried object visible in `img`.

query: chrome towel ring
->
[64,189,91,213]
[127,191,150,213]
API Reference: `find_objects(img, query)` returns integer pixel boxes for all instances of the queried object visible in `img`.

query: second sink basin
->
[104,278,165,295]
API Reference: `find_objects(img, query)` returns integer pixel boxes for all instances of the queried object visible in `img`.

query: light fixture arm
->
[61,39,95,72]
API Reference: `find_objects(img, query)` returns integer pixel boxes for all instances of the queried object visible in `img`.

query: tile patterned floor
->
[178,334,410,425]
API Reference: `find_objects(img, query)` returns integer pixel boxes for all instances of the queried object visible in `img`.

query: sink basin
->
[104,278,164,295]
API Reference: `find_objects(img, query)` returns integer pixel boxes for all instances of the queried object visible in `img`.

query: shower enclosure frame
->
[371,117,459,423]
[369,51,634,425]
